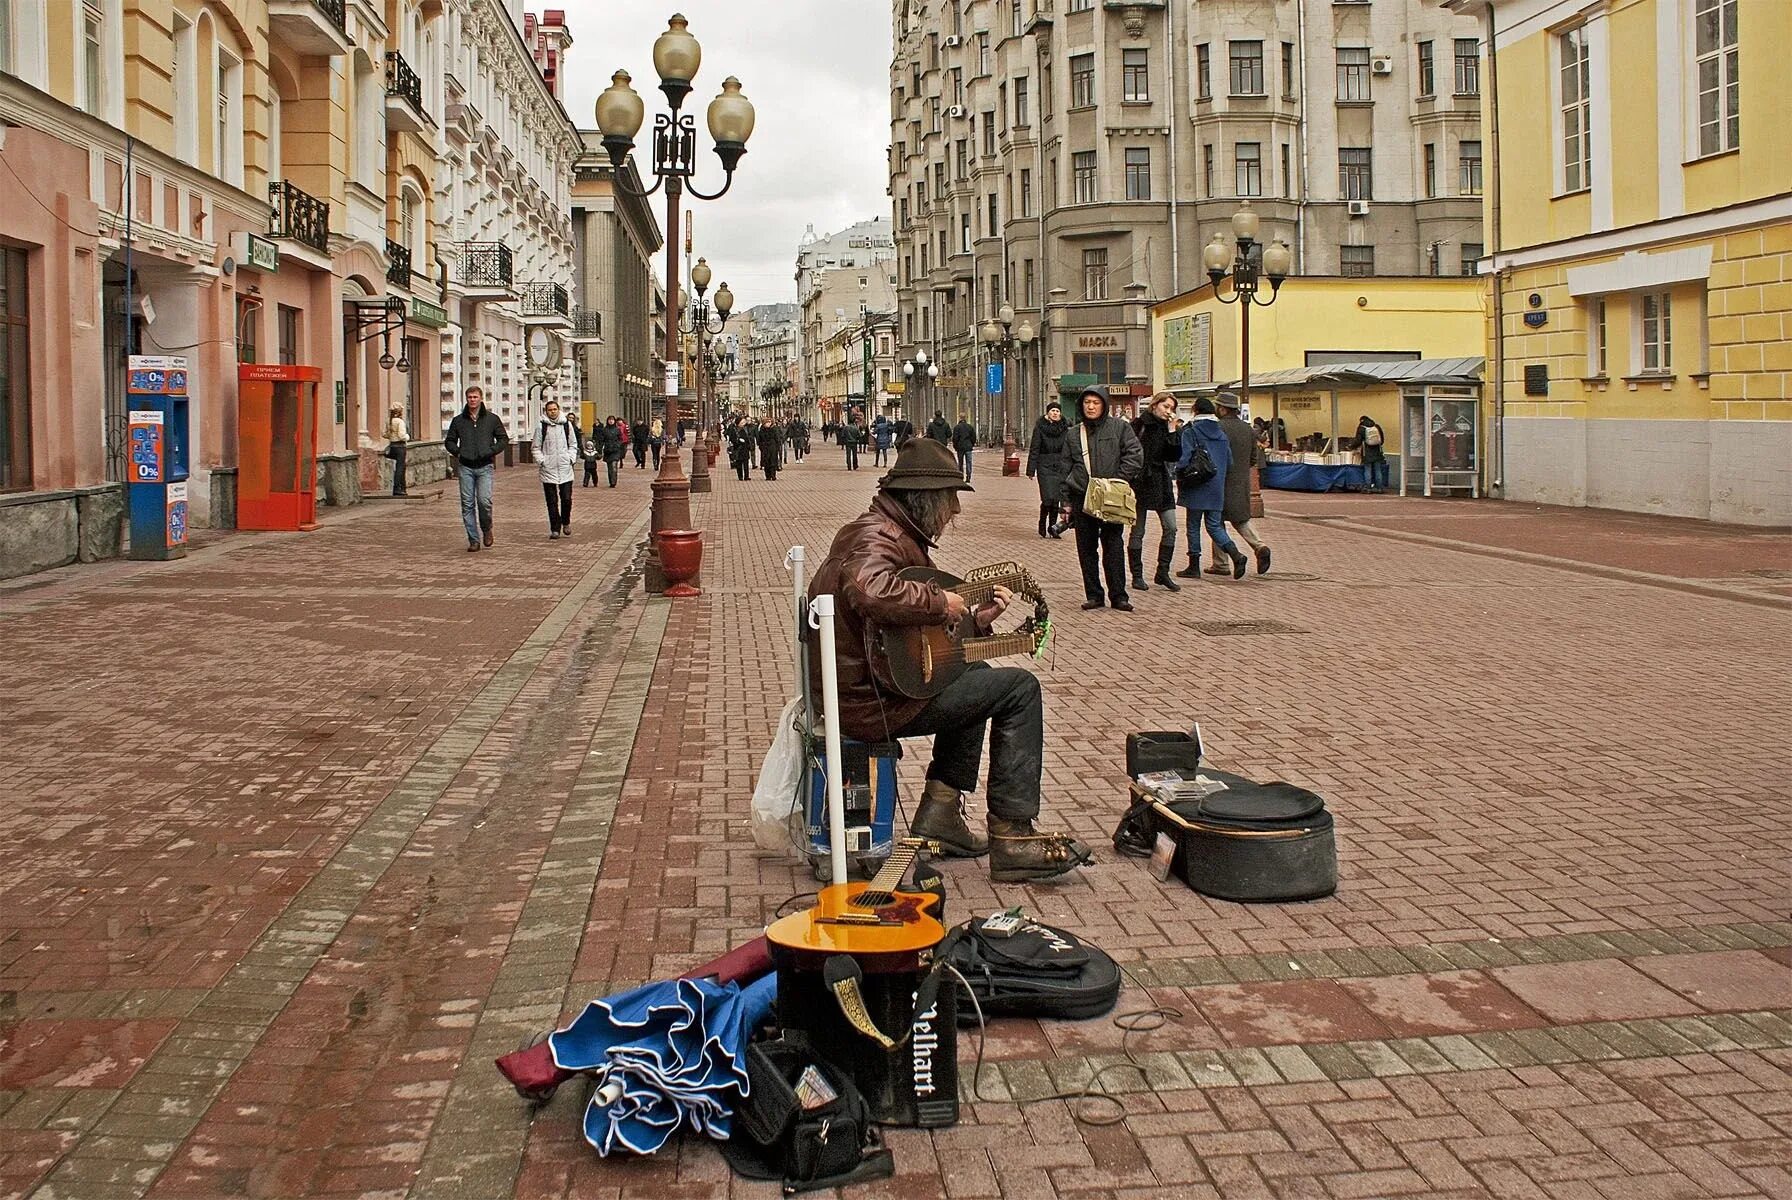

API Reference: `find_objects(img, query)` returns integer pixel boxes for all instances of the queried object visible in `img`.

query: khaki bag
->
[1079,425,1137,526]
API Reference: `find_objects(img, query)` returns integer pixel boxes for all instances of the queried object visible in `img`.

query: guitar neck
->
[858,844,922,902]
[963,633,1035,663]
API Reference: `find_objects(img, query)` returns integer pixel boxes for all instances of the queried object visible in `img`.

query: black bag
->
[943,916,1121,1022]
[719,1039,895,1195]
[1175,439,1216,490]
[1116,770,1338,903]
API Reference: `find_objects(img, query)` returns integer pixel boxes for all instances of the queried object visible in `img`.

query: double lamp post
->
[595,14,754,593]
[979,303,1034,472]
[680,255,732,437]
[1204,201,1293,517]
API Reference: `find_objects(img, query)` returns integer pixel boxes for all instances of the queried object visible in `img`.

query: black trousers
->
[1072,509,1129,605]
[605,459,620,486]
[582,459,599,486]
[651,443,663,469]
[889,663,1042,821]
[542,481,573,531]
[633,444,646,466]
[735,451,750,480]
[388,441,408,494]
[844,441,859,470]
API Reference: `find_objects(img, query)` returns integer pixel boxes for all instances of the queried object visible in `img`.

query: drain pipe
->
[1484,0,1506,494]
[1295,0,1310,273]
[1166,0,1181,293]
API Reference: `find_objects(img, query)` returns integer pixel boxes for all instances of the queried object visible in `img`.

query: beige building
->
[795,218,897,418]
[570,144,662,430]
[887,0,1484,437]
[742,302,798,417]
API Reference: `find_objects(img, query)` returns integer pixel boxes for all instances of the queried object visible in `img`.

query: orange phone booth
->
[237,363,322,531]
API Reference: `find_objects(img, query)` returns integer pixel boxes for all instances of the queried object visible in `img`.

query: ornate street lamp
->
[679,256,732,449]
[1204,202,1292,515]
[594,14,755,592]
[979,303,1035,472]
[900,348,938,418]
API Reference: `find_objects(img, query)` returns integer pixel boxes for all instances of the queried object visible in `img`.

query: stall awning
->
[1205,356,1486,392]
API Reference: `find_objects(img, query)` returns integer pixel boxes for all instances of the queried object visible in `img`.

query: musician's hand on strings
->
[942,590,971,623]
[975,585,1014,629]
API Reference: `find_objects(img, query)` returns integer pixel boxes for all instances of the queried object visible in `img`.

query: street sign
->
[986,362,1003,395]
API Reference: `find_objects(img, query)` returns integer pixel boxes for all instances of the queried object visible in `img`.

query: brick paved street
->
[4,449,1790,1200]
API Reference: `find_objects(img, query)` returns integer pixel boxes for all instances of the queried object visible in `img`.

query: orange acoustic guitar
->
[765,838,944,972]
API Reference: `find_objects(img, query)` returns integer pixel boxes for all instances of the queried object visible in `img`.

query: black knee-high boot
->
[1038,503,1052,538]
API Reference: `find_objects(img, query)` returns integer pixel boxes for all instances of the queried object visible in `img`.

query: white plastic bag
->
[750,697,807,851]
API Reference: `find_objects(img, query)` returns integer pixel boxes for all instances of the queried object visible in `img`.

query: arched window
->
[0,0,49,86]
[215,43,243,185]
[172,11,197,161]
[353,52,382,189]
[400,183,423,259]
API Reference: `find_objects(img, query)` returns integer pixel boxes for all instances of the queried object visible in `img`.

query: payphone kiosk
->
[237,363,321,531]
[126,355,191,561]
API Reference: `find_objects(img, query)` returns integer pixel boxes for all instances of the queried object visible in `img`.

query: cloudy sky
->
[554,2,892,313]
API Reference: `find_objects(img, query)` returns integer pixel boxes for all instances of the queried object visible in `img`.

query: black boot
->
[1038,504,1050,539]
[1129,548,1149,592]
[1154,545,1181,591]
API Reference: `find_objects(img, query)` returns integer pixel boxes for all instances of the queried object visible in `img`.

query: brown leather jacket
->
[806,493,955,739]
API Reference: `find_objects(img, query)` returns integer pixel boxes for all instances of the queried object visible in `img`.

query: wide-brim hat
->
[1215,391,1242,410]
[878,436,973,492]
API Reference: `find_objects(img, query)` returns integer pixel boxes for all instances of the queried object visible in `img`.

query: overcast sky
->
[554,2,892,314]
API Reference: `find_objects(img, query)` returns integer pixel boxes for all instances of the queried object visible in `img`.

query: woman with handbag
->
[1176,397,1249,579]
[1025,400,1070,538]
[382,405,408,497]
[1063,387,1144,612]
[1128,392,1183,593]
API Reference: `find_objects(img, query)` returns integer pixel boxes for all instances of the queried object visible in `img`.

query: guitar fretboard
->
[853,840,926,907]
[963,633,1035,663]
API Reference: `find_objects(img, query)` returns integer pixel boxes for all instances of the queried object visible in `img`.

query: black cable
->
[0,153,102,237]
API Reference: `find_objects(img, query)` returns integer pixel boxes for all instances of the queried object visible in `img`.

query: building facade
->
[0,0,582,581]
[795,218,897,416]
[887,0,1484,439]
[570,142,663,431]
[742,302,798,418]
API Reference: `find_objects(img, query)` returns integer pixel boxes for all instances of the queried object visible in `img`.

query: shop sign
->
[1056,372,1098,392]
[886,380,906,394]
[985,362,1004,395]
[246,234,278,273]
[128,410,165,482]
[410,297,448,328]
[1279,393,1322,411]
[166,480,189,546]
[1163,313,1212,386]
[1074,333,1122,350]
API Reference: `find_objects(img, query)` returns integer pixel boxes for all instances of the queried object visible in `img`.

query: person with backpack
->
[1358,414,1389,492]
[1127,393,1182,592]
[1176,397,1248,579]
[535,400,579,539]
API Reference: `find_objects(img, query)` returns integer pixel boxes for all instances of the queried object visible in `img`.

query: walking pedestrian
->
[842,414,862,471]
[951,413,977,482]
[873,413,894,465]
[785,416,805,462]
[382,404,409,497]
[630,418,649,468]
[1208,393,1271,574]
[1357,413,1390,493]
[536,400,579,539]
[648,417,665,470]
[730,417,753,480]
[580,425,600,487]
[1128,392,1182,592]
[757,416,783,480]
[926,410,951,444]
[600,416,625,486]
[1176,397,1248,580]
[893,411,915,450]
[443,386,508,552]
[1063,387,1143,611]
[1025,400,1070,538]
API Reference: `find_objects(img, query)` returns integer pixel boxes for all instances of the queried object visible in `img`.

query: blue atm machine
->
[126,354,191,561]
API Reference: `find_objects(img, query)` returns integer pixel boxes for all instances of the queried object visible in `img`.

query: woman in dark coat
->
[1025,401,1071,538]
[1128,392,1182,592]
[756,418,783,480]
[1063,388,1144,611]
[1176,397,1248,579]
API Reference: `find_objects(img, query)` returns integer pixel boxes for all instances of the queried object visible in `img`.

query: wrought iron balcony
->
[571,308,602,342]
[268,180,330,256]
[386,239,412,289]
[521,282,570,318]
[456,242,513,292]
[385,51,426,130]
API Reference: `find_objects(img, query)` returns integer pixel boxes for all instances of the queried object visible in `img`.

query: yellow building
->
[1453,0,1790,524]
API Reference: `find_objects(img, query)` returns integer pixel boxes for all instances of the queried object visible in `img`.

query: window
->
[1072,150,1098,203]
[0,0,10,74]
[1230,41,1264,95]
[1559,27,1591,193]
[1339,245,1375,277]
[1041,62,1053,117]
[1281,143,1292,196]
[1019,167,1032,216]
[983,111,996,156]
[1339,147,1373,200]
[1460,243,1482,275]
[1454,37,1480,96]
[1202,144,1214,196]
[1337,47,1370,102]
[1417,40,1435,96]
[82,2,103,114]
[1234,143,1261,197]
[916,179,926,209]
[278,304,299,365]
[1641,291,1671,373]
[1458,140,1482,196]
[956,139,967,179]
[1072,352,1126,383]
[959,213,970,253]
[0,244,31,491]
[237,297,258,364]
[1196,43,1211,99]
[1014,76,1029,125]
[1282,42,1296,99]
[1070,54,1095,107]
[171,13,197,161]
[999,83,1007,130]
[1069,0,1092,10]
[1122,49,1149,102]
[977,32,990,76]
[1694,0,1740,156]
[1589,297,1608,375]
[1023,258,1035,306]
[1082,248,1108,300]
[216,49,242,185]
[1125,147,1151,200]
[1423,143,1436,198]
[1011,0,1022,37]
[987,191,998,232]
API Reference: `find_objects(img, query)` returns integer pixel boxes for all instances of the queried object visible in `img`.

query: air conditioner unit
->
[1347,200,1370,216]
[947,104,967,119]
[944,34,963,48]
[1370,56,1394,75]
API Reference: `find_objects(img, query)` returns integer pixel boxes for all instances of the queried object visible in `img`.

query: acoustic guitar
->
[765,838,944,970]
[877,561,1050,700]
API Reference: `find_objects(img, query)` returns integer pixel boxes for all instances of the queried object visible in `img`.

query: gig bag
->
[943,916,1121,1022]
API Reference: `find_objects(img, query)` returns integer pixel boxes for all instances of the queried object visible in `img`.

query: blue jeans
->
[1194,509,1238,558]
[958,449,972,481]
[1367,459,1390,490]
[457,463,494,542]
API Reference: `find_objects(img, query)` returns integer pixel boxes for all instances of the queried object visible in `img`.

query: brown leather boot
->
[909,780,989,858]
[988,817,1094,883]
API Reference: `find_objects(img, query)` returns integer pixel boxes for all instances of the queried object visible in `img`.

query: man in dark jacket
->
[806,437,1093,884]
[1209,393,1270,574]
[630,419,650,468]
[842,415,862,471]
[598,416,625,487]
[1128,393,1183,592]
[892,412,915,450]
[951,414,977,482]
[925,411,951,443]
[756,417,783,480]
[1063,387,1145,610]
[443,386,509,551]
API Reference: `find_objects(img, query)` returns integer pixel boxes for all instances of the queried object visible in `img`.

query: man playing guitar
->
[806,437,1093,884]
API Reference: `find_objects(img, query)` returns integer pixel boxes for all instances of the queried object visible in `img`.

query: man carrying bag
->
[1063,387,1143,611]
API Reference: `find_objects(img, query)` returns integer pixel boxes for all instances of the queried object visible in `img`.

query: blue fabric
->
[1175,420,1231,512]
[1262,462,1368,492]
[457,463,494,541]
[1196,508,1238,555]
[550,972,778,1156]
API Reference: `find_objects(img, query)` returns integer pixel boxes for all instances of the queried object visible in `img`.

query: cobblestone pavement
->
[3,447,1790,1199]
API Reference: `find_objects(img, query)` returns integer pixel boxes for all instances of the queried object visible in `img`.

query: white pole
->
[808,594,849,887]
[784,545,806,680]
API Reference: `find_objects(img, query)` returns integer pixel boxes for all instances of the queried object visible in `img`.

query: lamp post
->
[679,255,732,480]
[1204,202,1293,517]
[979,303,1034,474]
[900,348,937,424]
[594,14,754,593]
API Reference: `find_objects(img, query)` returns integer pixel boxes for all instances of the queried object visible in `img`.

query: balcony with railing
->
[386,239,412,290]
[570,307,603,343]
[454,242,514,299]
[384,51,428,132]
[268,180,331,261]
[520,281,571,326]
[268,0,349,56]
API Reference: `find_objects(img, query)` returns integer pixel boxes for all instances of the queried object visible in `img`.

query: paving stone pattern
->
[2,453,1790,1199]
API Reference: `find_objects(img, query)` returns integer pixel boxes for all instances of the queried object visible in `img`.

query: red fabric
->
[681,935,773,986]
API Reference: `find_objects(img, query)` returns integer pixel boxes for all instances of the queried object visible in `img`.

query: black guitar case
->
[943,916,1121,1023]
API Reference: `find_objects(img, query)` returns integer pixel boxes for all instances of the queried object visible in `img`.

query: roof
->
[1185,356,1485,392]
